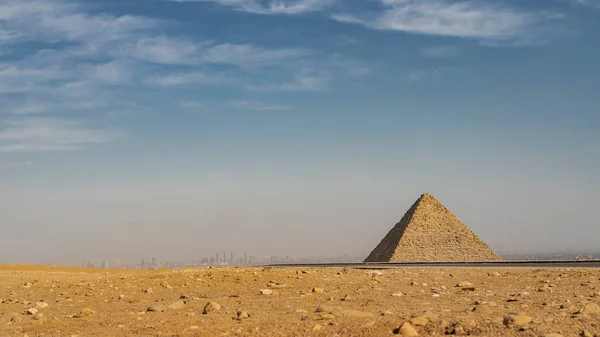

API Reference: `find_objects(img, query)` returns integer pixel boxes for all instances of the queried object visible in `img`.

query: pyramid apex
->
[418,193,439,202]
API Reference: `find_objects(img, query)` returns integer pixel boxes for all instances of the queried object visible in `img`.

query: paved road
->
[267,260,600,269]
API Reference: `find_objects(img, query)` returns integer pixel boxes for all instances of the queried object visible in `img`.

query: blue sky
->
[1,0,599,264]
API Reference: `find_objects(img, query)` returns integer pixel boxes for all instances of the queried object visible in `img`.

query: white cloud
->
[11,102,48,115]
[91,61,133,85]
[332,0,559,42]
[0,118,119,153]
[0,0,154,44]
[146,72,232,87]
[201,43,310,67]
[173,0,334,15]
[116,35,309,67]
[571,0,600,7]
[229,100,293,110]
[124,35,203,65]
[248,70,330,91]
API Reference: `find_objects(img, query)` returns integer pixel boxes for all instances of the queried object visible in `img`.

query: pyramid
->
[365,193,501,262]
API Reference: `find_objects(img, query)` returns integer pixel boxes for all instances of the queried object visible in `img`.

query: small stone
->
[167,300,186,310]
[503,314,532,326]
[398,322,419,336]
[143,288,153,294]
[10,315,23,323]
[577,303,600,315]
[260,289,273,295]
[25,308,38,315]
[545,334,563,337]
[369,270,383,277]
[313,324,322,331]
[73,308,96,318]
[237,311,250,319]
[452,325,466,335]
[117,324,126,328]
[457,281,473,288]
[202,302,221,314]
[35,302,48,309]
[312,287,324,293]
[581,330,593,337]
[410,315,429,326]
[147,304,167,312]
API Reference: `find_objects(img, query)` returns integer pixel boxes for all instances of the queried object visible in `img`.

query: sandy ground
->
[1,265,599,337]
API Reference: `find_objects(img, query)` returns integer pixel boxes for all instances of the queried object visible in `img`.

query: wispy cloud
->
[248,70,330,91]
[200,43,310,67]
[172,0,335,15]
[229,100,293,111]
[570,0,600,7]
[0,118,119,153]
[0,0,155,44]
[146,72,232,87]
[332,0,560,43]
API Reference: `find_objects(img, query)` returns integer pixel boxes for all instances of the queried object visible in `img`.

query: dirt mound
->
[365,193,501,262]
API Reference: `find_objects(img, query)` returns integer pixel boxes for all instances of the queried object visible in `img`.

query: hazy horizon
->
[1,0,599,265]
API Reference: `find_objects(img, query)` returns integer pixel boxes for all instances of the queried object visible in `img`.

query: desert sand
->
[1,265,599,337]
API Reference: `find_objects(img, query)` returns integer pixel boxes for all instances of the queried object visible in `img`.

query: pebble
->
[410,315,429,326]
[457,281,473,287]
[577,303,600,315]
[143,288,153,294]
[147,304,167,312]
[545,334,563,337]
[35,302,48,309]
[167,300,186,310]
[202,302,221,314]
[503,314,532,326]
[312,287,324,293]
[260,289,273,295]
[10,315,23,323]
[392,293,403,297]
[236,311,250,319]
[397,322,419,336]
[369,271,383,277]
[25,308,38,315]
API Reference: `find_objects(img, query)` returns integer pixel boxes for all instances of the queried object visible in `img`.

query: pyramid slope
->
[365,194,501,262]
